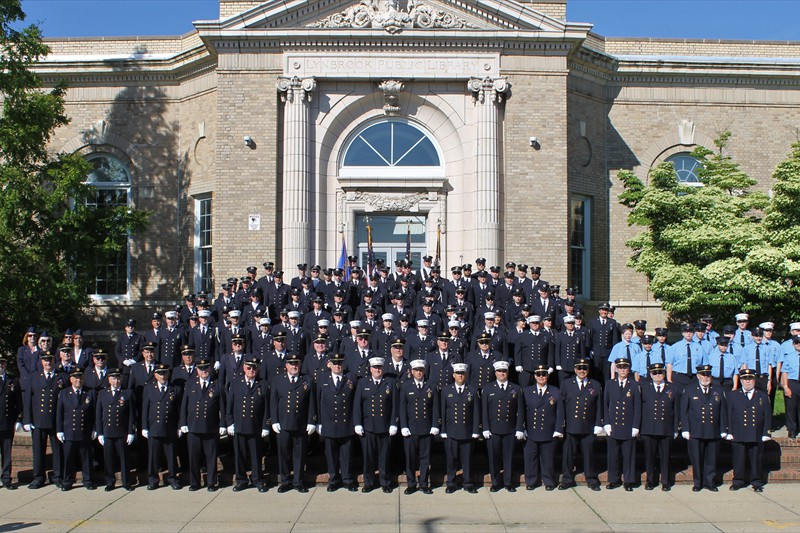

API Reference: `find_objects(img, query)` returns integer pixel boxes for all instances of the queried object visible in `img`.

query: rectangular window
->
[86,187,129,296]
[195,196,213,293]
[569,196,591,299]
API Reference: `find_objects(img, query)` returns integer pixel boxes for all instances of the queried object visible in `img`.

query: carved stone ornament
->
[352,191,428,211]
[276,76,317,103]
[378,80,404,116]
[308,0,476,34]
[677,119,695,145]
[81,119,109,145]
[468,76,510,104]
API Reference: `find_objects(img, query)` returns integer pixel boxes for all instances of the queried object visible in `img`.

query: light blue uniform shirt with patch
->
[666,340,707,374]
[608,340,642,363]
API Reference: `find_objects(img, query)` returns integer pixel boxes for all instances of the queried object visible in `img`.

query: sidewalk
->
[1,482,800,532]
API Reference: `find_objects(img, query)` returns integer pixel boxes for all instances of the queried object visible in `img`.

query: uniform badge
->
[626,390,631,398]
[257,388,262,397]
[118,398,126,406]
[57,379,64,389]
[467,392,473,402]
[303,382,308,391]
[427,389,432,399]
[588,387,595,396]
[85,397,90,405]
[667,391,672,398]
[511,390,517,398]
[348,381,353,389]
[549,397,555,406]
[386,386,391,395]
[208,390,214,398]
[8,382,13,392]
[169,393,174,401]
[714,394,719,403]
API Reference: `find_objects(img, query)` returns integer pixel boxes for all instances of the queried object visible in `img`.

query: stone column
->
[277,76,316,269]
[468,76,509,265]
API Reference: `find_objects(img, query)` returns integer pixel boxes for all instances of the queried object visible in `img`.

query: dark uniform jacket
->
[142,381,183,438]
[115,333,143,364]
[587,318,619,361]
[260,351,288,383]
[481,380,523,435]
[315,372,356,438]
[425,351,458,391]
[727,388,771,443]
[603,378,641,439]
[353,377,398,433]
[466,350,499,391]
[217,353,246,388]
[16,345,40,390]
[560,376,603,434]
[24,371,67,429]
[440,383,480,440]
[225,376,269,435]
[180,378,225,434]
[187,327,217,363]
[0,374,22,431]
[521,385,564,441]
[56,387,95,441]
[555,330,586,370]
[517,331,553,371]
[170,365,196,389]
[83,367,110,392]
[640,381,678,436]
[160,328,183,368]
[680,382,727,439]
[95,388,135,438]
[398,379,439,435]
[270,374,316,431]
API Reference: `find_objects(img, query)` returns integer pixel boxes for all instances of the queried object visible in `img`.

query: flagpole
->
[435,218,441,267]
[366,215,374,277]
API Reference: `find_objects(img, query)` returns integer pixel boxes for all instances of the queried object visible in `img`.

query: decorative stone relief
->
[81,119,109,145]
[378,80,404,116]
[351,191,428,212]
[308,0,476,34]
[276,76,317,103]
[678,119,695,145]
[467,76,510,104]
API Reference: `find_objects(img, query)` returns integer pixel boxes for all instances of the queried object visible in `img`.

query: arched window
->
[84,154,131,297]
[340,119,444,181]
[666,153,703,186]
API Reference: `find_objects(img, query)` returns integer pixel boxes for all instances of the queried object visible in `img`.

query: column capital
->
[276,76,317,103]
[467,76,510,104]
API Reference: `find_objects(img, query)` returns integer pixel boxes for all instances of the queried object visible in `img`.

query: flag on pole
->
[435,220,442,266]
[405,220,412,261]
[366,216,375,277]
[337,232,350,278]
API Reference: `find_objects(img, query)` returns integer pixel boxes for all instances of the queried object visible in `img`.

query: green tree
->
[618,132,781,324]
[0,0,149,361]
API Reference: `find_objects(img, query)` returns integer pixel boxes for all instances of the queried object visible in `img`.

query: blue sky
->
[18,0,800,40]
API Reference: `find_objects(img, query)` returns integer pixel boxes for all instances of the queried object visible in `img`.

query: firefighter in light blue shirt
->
[739,328,771,393]
[608,324,641,380]
[666,324,707,394]
[708,337,739,392]
[731,313,753,351]
[780,335,800,439]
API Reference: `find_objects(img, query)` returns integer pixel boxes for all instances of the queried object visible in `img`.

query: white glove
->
[556,365,563,371]
[227,425,235,436]
[471,433,479,439]
[430,427,440,436]
[593,426,603,436]
[726,434,734,441]
[762,435,771,442]
[272,423,281,434]
[553,431,563,438]
[548,367,554,374]
[603,425,612,436]
[482,430,491,439]
[389,425,398,436]
[401,428,411,437]
[14,422,21,432]
[515,366,523,373]
[23,424,31,432]
[524,430,528,438]
[56,432,65,442]
[218,427,227,437]
[441,433,447,439]
[682,431,690,440]
[177,429,183,438]
[91,431,97,440]
[123,358,136,367]
[632,428,639,438]
[515,431,524,440]
[141,429,149,439]
[261,429,269,438]
[214,361,221,371]
[126,434,134,446]
[674,432,678,439]
[721,432,728,439]
[306,424,315,435]
[97,435,105,445]
[180,426,189,434]
[355,425,364,436]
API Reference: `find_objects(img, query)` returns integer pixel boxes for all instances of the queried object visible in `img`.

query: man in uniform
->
[24,351,64,489]
[603,358,641,491]
[226,357,269,492]
[271,355,316,493]
[354,357,398,492]
[315,354,357,492]
[559,357,603,491]
[727,368,771,492]
[740,327,771,393]
[640,362,677,491]
[179,358,226,492]
[781,335,800,438]
[95,367,135,491]
[440,362,480,493]
[667,323,707,396]
[681,364,728,492]
[171,346,197,389]
[218,333,247,387]
[554,315,584,386]
[116,319,143,377]
[0,354,22,489]
[426,333,458,392]
[516,316,554,387]
[141,363,182,490]
[521,364,563,490]
[56,368,96,491]
[586,303,619,384]
[709,337,739,392]
[467,332,498,392]
[398,359,439,495]
[481,360,524,492]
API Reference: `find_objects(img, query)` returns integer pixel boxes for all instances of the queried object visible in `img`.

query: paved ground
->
[1,482,800,532]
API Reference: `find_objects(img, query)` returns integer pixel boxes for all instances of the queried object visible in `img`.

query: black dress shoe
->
[489,485,501,493]
[257,483,268,493]
[233,483,248,492]
[382,486,393,493]
[705,486,718,492]
[606,482,621,490]
[558,483,575,491]
[506,485,516,493]
[54,481,62,489]
[188,485,201,492]
[207,485,217,492]
[171,482,182,490]
[123,485,133,492]
[106,485,115,492]
[730,485,743,491]
[466,486,478,494]
[589,485,601,492]
[296,485,309,493]
[277,484,291,493]
[347,484,358,492]
[85,483,96,491]
[147,484,157,491]
[661,485,671,492]
[61,485,72,492]
[527,485,536,491]
[421,487,433,494]
[327,485,338,492]
[5,483,16,490]
[545,485,556,491]
[754,486,764,492]
[692,486,702,492]
[645,483,655,491]
[404,486,417,495]
[445,486,456,494]
[624,484,633,492]
[362,485,374,493]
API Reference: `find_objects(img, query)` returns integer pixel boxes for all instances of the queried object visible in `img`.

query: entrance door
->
[356,214,426,270]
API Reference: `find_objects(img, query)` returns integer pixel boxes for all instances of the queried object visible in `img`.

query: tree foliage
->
[619,132,800,327]
[0,0,149,359]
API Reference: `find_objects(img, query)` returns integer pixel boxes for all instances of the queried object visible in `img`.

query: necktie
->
[755,345,761,375]
[539,388,544,397]
[501,383,506,391]
[160,386,165,394]
[601,319,605,326]
[740,332,745,348]
[718,352,725,381]
[686,343,692,374]
[646,350,652,369]
[660,345,666,364]
[202,327,206,335]
[626,344,631,360]
[703,386,709,396]
[375,380,380,387]
[46,372,52,381]
[395,364,401,373]
[334,376,340,388]
[148,364,153,374]
[457,386,463,394]
[247,380,253,388]
[201,381,207,393]
[657,384,662,393]
[417,382,422,390]
[579,380,583,390]
[291,377,296,384]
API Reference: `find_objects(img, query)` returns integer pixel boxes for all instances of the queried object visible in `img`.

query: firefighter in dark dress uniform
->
[141,363,182,490]
[315,354,357,492]
[640,362,678,491]
[603,358,641,491]
[95,367,135,491]
[56,368,96,491]
[521,364,564,490]
[727,368,772,492]
[24,351,64,489]
[481,360,524,492]
[0,354,22,489]
[440,362,481,493]
[398,359,439,495]
[559,357,603,491]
